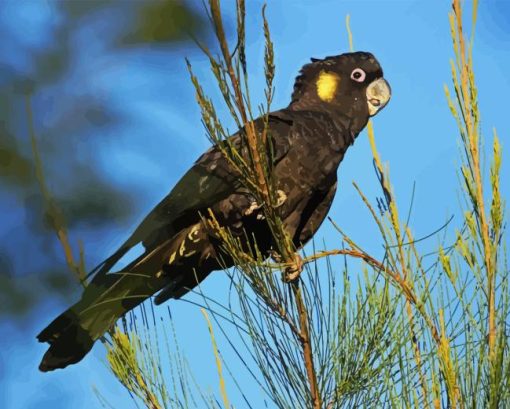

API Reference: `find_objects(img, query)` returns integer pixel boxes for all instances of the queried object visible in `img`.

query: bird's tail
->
[37,271,159,372]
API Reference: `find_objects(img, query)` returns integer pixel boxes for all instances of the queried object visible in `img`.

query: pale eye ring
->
[350,68,366,82]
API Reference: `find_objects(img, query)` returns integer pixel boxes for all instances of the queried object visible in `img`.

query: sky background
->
[1,1,509,408]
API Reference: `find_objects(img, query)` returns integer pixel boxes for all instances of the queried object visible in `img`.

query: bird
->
[37,51,391,372]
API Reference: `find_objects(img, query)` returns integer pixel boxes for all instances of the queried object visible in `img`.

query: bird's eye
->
[350,68,366,82]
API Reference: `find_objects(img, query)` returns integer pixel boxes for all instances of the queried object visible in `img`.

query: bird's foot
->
[275,189,287,208]
[270,249,283,263]
[283,253,303,283]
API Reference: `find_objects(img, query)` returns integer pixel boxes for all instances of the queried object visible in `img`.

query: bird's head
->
[289,52,391,129]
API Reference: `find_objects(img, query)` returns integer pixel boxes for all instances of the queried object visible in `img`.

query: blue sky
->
[1,1,509,408]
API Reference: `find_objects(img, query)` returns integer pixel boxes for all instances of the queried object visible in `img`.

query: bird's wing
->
[87,112,294,282]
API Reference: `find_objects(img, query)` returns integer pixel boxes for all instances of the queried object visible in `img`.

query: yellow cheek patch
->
[316,71,340,102]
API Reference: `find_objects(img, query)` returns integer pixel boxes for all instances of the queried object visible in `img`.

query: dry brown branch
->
[292,281,321,409]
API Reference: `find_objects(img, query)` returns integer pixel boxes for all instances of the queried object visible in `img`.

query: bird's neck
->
[344,113,369,139]
[287,104,368,143]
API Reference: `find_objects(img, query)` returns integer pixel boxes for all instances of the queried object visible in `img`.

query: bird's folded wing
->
[87,111,294,283]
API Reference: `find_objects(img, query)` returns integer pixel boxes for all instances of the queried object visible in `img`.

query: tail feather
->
[37,225,218,372]
[37,309,77,344]
[37,273,159,372]
[38,314,94,372]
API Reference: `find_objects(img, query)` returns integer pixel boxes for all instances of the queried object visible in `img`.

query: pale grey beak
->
[366,78,391,116]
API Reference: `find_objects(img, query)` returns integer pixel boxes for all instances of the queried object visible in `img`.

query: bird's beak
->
[366,78,391,116]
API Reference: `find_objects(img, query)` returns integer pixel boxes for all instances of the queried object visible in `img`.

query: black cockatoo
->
[38,52,391,371]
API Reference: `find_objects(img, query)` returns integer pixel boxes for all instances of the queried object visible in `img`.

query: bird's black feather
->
[37,52,390,371]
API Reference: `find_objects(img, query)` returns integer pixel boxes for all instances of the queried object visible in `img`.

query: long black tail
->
[37,271,160,372]
[37,225,220,372]
[37,309,94,372]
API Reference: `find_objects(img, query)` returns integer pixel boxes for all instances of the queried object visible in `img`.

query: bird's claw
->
[275,190,287,208]
[283,253,303,283]
[270,249,283,263]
